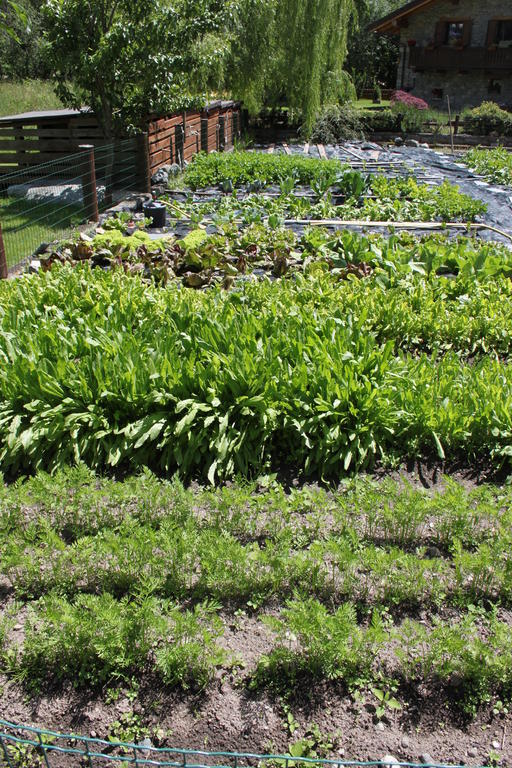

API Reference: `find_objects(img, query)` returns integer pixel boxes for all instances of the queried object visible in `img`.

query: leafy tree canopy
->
[345,0,401,95]
[227,0,359,132]
[41,0,234,137]
[0,0,26,42]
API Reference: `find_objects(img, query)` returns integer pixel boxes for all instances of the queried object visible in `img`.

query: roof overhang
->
[368,0,439,34]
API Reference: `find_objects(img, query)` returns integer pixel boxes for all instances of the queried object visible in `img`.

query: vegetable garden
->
[1,149,512,767]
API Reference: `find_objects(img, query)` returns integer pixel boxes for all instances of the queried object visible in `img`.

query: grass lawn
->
[356,98,391,109]
[0,196,83,268]
[0,79,63,118]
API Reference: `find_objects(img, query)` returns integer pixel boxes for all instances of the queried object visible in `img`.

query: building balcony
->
[408,45,512,72]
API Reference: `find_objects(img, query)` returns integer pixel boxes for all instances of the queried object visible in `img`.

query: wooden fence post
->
[0,223,7,279]
[219,116,226,151]
[137,132,151,194]
[79,144,99,222]
[201,117,208,152]
[174,124,184,167]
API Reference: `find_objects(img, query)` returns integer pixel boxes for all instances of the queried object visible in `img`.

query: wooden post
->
[137,132,151,194]
[219,116,226,151]
[201,117,209,152]
[446,96,455,157]
[0,223,7,279]
[174,124,184,167]
[79,144,99,222]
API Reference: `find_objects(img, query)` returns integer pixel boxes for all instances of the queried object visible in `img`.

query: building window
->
[487,19,512,47]
[434,19,472,48]
[445,22,464,46]
[496,20,512,45]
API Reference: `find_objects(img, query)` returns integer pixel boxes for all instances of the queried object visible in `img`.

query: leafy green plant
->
[253,598,387,687]
[371,685,402,721]
[463,147,512,188]
[183,151,343,189]
[463,103,512,137]
[109,712,149,747]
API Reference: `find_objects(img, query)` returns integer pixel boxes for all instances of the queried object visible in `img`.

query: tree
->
[227,0,359,132]
[345,0,400,95]
[41,0,232,138]
[0,0,52,80]
[0,0,26,42]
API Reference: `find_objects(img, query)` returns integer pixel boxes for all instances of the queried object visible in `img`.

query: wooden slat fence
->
[0,101,242,180]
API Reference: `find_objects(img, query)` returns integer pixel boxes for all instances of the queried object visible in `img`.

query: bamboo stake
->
[337,145,365,161]
[161,216,512,243]
[161,199,191,219]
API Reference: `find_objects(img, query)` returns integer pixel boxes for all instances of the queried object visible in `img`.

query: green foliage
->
[16,592,223,690]
[390,103,429,134]
[41,0,227,136]
[309,103,365,143]
[0,0,27,43]
[463,147,512,188]
[253,598,386,686]
[2,470,512,712]
[463,102,512,137]
[1,238,512,481]
[183,151,343,189]
[154,600,225,689]
[0,0,51,81]
[395,610,512,714]
[109,712,149,746]
[336,177,486,222]
[227,0,359,133]
[361,108,400,133]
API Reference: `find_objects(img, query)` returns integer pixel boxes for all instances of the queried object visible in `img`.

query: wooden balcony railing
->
[408,45,512,71]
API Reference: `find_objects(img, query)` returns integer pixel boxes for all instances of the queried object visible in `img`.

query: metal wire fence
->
[0,137,145,274]
[0,720,478,768]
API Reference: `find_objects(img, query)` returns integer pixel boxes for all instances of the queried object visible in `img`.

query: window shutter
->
[462,20,472,47]
[434,20,446,45]
[486,20,499,46]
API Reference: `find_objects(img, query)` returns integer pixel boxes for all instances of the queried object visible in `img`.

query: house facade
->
[369,0,512,111]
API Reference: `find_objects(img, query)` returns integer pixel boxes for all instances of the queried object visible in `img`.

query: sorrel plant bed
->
[3,253,512,479]
[1,469,512,767]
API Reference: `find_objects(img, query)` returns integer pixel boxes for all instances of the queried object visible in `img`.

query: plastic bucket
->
[143,201,167,228]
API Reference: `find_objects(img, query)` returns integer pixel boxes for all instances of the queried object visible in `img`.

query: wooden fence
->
[0,101,242,179]
[147,101,241,172]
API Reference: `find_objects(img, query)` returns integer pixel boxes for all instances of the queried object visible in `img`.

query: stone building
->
[369,0,512,111]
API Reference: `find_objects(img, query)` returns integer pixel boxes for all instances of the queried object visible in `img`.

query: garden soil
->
[1,466,512,767]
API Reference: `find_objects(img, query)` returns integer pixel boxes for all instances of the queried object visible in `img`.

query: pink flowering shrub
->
[391,90,429,110]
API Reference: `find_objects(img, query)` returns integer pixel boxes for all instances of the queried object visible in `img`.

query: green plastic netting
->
[0,719,488,768]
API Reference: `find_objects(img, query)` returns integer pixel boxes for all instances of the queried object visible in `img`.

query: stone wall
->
[396,0,512,110]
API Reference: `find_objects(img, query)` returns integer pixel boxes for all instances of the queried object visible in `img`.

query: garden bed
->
[2,148,512,768]
[1,470,512,767]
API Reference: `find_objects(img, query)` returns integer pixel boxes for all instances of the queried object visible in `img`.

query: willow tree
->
[228,0,358,132]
